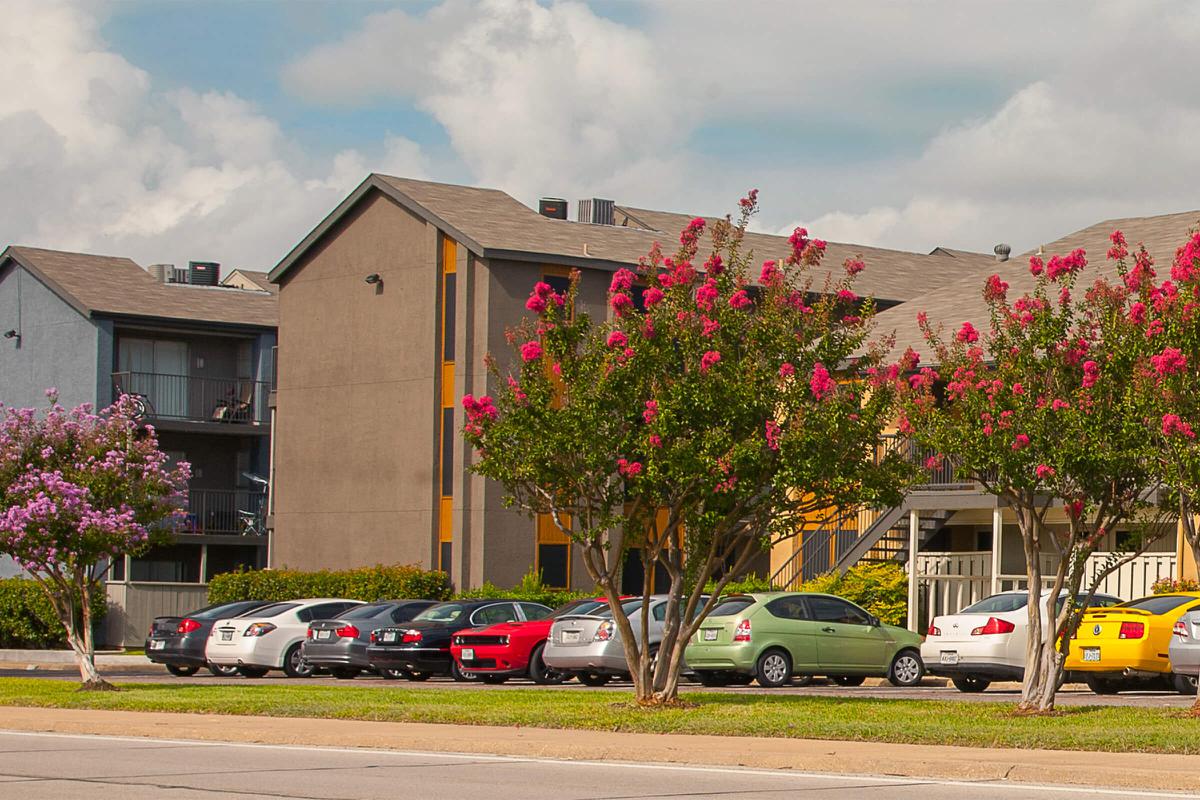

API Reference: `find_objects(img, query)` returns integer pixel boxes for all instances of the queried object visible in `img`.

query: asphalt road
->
[0,731,1194,800]
[4,666,1196,707]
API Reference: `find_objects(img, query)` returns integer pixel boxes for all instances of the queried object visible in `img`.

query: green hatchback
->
[686,592,925,688]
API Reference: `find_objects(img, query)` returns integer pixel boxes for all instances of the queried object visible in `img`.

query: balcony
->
[112,371,270,428]
[171,488,268,539]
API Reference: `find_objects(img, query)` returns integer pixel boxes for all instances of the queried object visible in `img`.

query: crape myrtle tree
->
[464,192,910,704]
[0,392,189,688]
[899,240,1169,713]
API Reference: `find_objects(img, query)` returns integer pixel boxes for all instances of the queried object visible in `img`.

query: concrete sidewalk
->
[1,706,1197,794]
[0,650,161,672]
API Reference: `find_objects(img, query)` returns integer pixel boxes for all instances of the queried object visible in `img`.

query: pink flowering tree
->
[465,193,909,704]
[899,239,1170,713]
[0,392,190,688]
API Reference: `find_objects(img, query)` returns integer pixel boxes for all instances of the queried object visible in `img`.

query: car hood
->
[461,619,549,637]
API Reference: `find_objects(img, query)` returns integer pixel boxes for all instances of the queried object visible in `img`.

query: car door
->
[470,603,519,628]
[518,602,553,621]
[761,596,819,671]
[807,596,890,671]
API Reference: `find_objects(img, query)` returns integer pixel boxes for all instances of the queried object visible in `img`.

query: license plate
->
[939,651,959,665]
[220,630,233,642]
[1083,647,1101,662]
[315,630,332,640]
[461,648,475,661]
[149,640,166,651]
[562,630,581,644]
[702,629,718,641]
[382,631,398,643]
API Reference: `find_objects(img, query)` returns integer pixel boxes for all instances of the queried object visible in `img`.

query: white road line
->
[0,729,1195,799]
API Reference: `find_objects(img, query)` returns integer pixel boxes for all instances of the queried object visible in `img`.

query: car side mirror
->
[870,615,881,627]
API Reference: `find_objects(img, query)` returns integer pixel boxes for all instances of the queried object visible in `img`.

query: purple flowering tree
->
[0,392,190,688]
[464,193,909,704]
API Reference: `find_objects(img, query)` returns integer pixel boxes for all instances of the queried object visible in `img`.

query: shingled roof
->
[270,175,992,304]
[2,246,277,328]
[875,209,1200,363]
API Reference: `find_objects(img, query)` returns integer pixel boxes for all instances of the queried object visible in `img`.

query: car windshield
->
[340,603,396,620]
[246,602,300,618]
[596,599,645,618]
[960,594,1027,614]
[709,597,756,617]
[1118,595,1195,614]
[413,603,465,622]
[553,599,606,618]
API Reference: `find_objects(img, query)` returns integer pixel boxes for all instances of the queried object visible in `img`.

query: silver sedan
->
[1169,609,1200,694]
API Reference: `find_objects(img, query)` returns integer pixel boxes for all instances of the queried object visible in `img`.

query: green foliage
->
[454,568,593,609]
[704,574,779,595]
[0,578,107,649]
[1151,577,1200,595]
[800,562,908,627]
[207,564,452,605]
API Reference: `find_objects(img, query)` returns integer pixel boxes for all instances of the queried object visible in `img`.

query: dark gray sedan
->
[302,600,439,679]
[145,600,272,677]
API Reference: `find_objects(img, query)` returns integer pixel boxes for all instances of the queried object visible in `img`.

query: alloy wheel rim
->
[895,656,919,684]
[291,649,311,676]
[763,654,787,683]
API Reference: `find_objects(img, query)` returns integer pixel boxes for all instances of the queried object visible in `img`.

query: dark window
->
[766,596,810,620]
[1119,595,1194,614]
[621,548,669,594]
[191,600,266,620]
[130,544,201,583]
[391,603,431,623]
[441,408,454,497]
[472,603,518,626]
[107,556,126,581]
[439,541,452,573]
[961,594,1028,614]
[415,603,465,622]
[299,602,360,623]
[538,543,569,588]
[519,602,553,621]
[250,602,301,617]
[204,545,261,582]
[807,596,871,625]
[631,284,648,312]
[442,272,457,362]
[342,603,397,621]
[543,274,571,295]
[554,599,605,617]
[710,597,756,617]
[652,602,667,622]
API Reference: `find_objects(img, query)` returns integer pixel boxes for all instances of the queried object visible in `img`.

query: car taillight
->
[336,625,360,638]
[926,625,941,637]
[733,619,751,642]
[306,628,313,639]
[1174,621,1189,639]
[369,630,378,644]
[971,617,1015,636]
[1118,621,1145,640]
[244,622,276,637]
[176,618,201,634]
[401,629,422,644]
[593,620,614,642]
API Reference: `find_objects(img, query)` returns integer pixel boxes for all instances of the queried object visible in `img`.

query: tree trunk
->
[1015,503,1062,713]
[73,580,113,691]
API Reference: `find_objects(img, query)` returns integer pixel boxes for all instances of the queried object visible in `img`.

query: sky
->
[2,0,1199,272]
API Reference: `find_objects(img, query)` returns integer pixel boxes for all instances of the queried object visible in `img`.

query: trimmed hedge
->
[800,562,908,627]
[0,578,107,649]
[207,564,453,605]
[705,574,780,595]
[454,568,593,609]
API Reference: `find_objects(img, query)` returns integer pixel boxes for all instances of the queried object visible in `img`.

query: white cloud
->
[0,0,429,271]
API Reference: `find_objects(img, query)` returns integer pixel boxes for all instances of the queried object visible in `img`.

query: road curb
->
[1,707,1197,794]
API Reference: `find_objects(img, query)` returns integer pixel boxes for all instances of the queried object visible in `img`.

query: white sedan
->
[922,590,1121,692]
[206,598,363,678]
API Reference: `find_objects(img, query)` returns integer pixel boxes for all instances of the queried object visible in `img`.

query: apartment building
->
[0,247,277,644]
[267,174,994,593]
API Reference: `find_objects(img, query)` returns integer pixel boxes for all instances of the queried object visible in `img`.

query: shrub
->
[704,574,779,595]
[207,564,452,605]
[454,568,592,609]
[0,577,107,649]
[1151,577,1200,595]
[800,562,907,626]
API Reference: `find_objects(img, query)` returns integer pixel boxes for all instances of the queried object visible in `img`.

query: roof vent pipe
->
[994,243,1011,262]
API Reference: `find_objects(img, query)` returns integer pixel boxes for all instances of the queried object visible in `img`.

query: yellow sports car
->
[1066,592,1200,694]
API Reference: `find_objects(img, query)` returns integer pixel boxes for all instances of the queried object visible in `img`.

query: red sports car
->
[450,597,622,684]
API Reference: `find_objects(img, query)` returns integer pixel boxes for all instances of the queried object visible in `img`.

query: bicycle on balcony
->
[238,472,270,536]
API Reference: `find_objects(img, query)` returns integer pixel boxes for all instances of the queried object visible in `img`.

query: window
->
[960,594,1028,615]
[342,603,397,621]
[709,597,756,617]
[519,602,553,621]
[766,596,810,621]
[553,599,606,618]
[439,542,452,574]
[129,544,201,583]
[298,602,359,623]
[1119,595,1195,614]
[536,512,570,588]
[438,236,458,570]
[415,603,465,622]
[652,602,667,622]
[807,596,871,625]
[442,272,457,362]
[440,409,454,497]
[472,603,518,626]
[392,603,431,623]
[204,544,261,582]
[250,602,301,618]
[190,600,267,620]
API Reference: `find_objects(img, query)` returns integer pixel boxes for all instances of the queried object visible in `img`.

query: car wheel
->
[832,675,866,687]
[577,672,611,687]
[330,667,361,680]
[379,667,410,680]
[237,666,269,678]
[1084,675,1120,695]
[208,663,240,678]
[695,671,730,687]
[951,676,991,693]
[1172,673,1198,695]
[528,644,565,685]
[755,649,792,688]
[887,650,924,687]
[283,644,315,678]
[165,664,199,677]
[406,671,433,681]
[481,675,509,685]
[450,659,478,682]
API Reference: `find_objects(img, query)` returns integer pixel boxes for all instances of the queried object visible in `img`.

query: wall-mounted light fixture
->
[364,273,382,285]
[3,329,19,342]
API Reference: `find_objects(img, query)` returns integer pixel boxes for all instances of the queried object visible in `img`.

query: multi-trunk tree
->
[0,392,190,688]
[465,192,910,704]
[900,239,1170,713]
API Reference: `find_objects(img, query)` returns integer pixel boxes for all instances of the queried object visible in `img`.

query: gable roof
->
[2,246,277,329]
[270,174,992,304]
[222,269,277,293]
[876,208,1200,363]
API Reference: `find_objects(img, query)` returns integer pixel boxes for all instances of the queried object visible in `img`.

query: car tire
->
[755,649,792,688]
[528,644,565,685]
[832,675,866,687]
[330,667,361,680]
[165,664,199,677]
[695,671,730,687]
[207,663,240,678]
[1172,673,1198,695]
[951,676,991,693]
[888,649,924,687]
[450,659,478,682]
[481,675,508,685]
[283,644,315,679]
[1084,675,1121,695]
[379,667,410,680]
[237,666,269,678]
[406,671,433,682]
[577,672,611,687]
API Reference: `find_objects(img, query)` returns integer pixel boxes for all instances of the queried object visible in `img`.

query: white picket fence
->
[914,551,1176,620]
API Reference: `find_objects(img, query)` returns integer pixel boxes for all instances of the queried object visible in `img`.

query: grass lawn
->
[0,678,1197,754]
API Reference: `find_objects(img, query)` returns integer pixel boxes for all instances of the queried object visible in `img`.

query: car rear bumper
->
[366,646,451,673]
[926,662,1025,680]
[206,639,274,668]
[1169,643,1200,673]
[144,636,208,667]
[542,646,629,675]
[684,643,756,672]
[302,641,371,669]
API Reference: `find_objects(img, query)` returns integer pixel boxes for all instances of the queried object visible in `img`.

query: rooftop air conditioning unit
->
[188,261,220,286]
[577,198,615,226]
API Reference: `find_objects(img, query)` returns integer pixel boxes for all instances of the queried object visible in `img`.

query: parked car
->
[206,598,364,678]
[367,599,551,681]
[1168,608,1200,694]
[543,594,708,686]
[685,592,924,688]
[1066,592,1200,694]
[450,597,624,684]
[302,600,439,679]
[923,590,1122,692]
[145,600,273,677]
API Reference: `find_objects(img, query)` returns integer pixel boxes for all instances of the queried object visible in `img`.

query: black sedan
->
[146,600,272,676]
[302,599,439,679]
[367,599,551,681]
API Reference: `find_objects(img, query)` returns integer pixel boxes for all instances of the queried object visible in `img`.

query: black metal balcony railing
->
[112,372,270,425]
[172,488,268,537]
